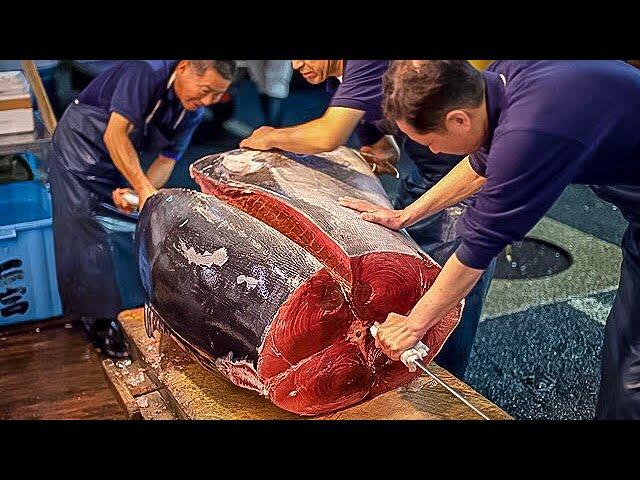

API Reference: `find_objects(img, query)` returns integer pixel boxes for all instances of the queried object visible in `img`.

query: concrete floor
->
[464,190,625,420]
[466,290,614,420]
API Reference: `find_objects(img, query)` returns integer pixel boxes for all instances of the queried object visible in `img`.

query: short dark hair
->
[382,60,485,133]
[189,60,237,80]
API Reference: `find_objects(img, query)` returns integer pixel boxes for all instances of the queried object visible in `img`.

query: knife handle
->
[369,325,430,372]
[123,192,140,208]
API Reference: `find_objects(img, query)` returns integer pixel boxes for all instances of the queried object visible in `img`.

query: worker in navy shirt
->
[240,60,399,174]
[241,60,494,380]
[342,60,640,419]
[48,60,235,357]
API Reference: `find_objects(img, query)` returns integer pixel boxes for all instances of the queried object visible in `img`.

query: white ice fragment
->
[127,372,146,386]
[287,275,303,290]
[271,265,286,279]
[237,275,259,291]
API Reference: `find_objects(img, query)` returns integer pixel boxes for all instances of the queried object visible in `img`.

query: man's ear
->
[445,109,471,131]
[176,60,190,74]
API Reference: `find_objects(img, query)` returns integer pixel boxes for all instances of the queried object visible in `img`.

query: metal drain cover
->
[494,238,572,280]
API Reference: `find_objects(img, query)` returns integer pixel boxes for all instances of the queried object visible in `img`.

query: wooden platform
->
[103,308,512,420]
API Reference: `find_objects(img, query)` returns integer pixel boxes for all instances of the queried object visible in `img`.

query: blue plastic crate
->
[0,180,62,325]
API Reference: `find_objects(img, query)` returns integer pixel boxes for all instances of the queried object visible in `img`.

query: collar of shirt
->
[479,70,506,151]
[158,61,189,128]
[326,60,347,94]
[165,80,181,107]
[165,62,183,108]
[326,76,340,94]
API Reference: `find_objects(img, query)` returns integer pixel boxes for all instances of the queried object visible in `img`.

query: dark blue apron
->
[394,136,471,265]
[591,184,640,419]
[48,76,183,319]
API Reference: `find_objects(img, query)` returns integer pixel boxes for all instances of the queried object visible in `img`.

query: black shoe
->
[80,317,110,347]
[102,320,130,359]
[80,317,129,359]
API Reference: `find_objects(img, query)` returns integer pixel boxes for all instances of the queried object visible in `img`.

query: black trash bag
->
[0,154,34,184]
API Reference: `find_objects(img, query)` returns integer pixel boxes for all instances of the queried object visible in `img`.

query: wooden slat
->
[20,60,57,134]
[136,391,177,420]
[101,359,142,420]
[109,359,157,398]
[0,97,32,111]
[118,308,512,420]
[0,315,67,337]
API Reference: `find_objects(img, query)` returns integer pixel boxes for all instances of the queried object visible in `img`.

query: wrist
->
[267,128,284,150]
[406,312,429,338]
[138,184,157,198]
[400,208,415,228]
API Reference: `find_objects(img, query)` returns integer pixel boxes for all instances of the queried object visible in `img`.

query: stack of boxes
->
[0,70,61,326]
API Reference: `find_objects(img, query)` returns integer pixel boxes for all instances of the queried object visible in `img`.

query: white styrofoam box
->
[0,71,30,96]
[0,70,34,135]
[0,109,34,135]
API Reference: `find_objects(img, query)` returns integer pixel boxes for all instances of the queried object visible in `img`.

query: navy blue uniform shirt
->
[326,60,389,146]
[77,60,204,161]
[456,60,640,269]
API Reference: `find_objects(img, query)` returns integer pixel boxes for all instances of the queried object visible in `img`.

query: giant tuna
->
[136,147,463,415]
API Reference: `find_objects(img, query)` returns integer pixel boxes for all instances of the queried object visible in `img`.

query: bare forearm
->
[146,155,176,188]
[403,156,486,226]
[241,107,363,154]
[104,129,155,195]
[407,253,484,332]
[267,120,345,154]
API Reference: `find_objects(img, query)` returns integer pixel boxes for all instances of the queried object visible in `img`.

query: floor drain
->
[494,238,572,280]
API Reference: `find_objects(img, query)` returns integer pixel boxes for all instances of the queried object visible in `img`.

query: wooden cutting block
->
[113,308,512,420]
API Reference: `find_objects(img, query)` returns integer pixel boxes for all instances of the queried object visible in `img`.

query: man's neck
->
[329,60,344,78]
[479,97,490,146]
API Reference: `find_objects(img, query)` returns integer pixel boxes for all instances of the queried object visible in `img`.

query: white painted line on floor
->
[481,285,618,322]
[567,296,612,325]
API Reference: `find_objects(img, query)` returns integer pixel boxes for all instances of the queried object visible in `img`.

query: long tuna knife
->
[370,325,490,420]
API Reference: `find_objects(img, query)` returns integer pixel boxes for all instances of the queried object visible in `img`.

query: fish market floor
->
[0,320,126,420]
[465,189,624,420]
